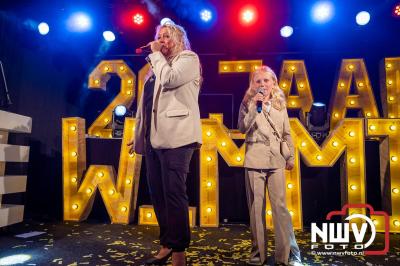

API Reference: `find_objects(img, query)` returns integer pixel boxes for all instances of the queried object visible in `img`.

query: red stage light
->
[239,5,258,26]
[242,9,254,23]
[133,13,144,25]
[394,4,400,17]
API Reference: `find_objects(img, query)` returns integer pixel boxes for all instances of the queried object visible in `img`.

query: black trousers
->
[145,143,195,252]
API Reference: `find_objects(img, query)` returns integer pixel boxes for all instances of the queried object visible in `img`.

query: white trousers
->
[245,168,301,264]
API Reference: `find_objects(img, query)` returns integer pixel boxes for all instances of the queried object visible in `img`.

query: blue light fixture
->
[38,22,49,35]
[114,105,127,116]
[112,105,132,138]
[103,31,115,42]
[67,12,92,32]
[311,1,334,24]
[280,26,293,37]
[356,11,370,26]
[200,9,212,22]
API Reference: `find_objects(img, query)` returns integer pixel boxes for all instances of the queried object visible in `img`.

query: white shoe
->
[288,251,303,266]
[288,258,303,266]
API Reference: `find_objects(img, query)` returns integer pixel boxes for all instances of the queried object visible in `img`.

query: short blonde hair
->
[155,23,191,58]
[242,65,286,110]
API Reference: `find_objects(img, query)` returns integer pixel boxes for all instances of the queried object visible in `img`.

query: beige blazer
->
[134,50,202,154]
[238,101,294,169]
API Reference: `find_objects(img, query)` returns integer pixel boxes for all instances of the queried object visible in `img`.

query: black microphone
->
[256,87,264,113]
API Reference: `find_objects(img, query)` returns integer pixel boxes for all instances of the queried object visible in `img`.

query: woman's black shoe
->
[145,250,172,265]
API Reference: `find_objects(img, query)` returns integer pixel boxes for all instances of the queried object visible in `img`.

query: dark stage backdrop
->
[0,3,397,227]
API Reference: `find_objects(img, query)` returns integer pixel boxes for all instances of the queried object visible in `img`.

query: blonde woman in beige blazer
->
[128,22,201,266]
[238,66,302,266]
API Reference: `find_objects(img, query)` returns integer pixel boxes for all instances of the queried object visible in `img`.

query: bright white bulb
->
[200,9,212,22]
[280,26,293,37]
[114,105,127,116]
[67,12,92,32]
[103,31,115,42]
[311,1,334,23]
[356,11,370,26]
[242,10,254,23]
[38,22,49,35]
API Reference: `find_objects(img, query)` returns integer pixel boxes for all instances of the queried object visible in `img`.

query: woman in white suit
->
[128,21,202,266]
[238,66,302,266]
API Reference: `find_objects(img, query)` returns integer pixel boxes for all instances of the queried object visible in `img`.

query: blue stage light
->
[200,9,212,22]
[280,26,293,37]
[103,31,115,42]
[311,1,334,23]
[112,105,132,137]
[38,22,49,35]
[67,12,92,32]
[114,105,127,116]
[356,11,370,26]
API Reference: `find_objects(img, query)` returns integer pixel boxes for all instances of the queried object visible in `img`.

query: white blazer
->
[134,50,202,154]
[238,101,294,169]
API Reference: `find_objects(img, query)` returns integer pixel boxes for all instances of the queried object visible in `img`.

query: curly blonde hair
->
[145,22,193,81]
[147,22,202,86]
[242,65,286,111]
[155,23,191,59]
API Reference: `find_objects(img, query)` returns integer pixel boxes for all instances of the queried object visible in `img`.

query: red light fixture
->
[133,13,144,25]
[115,6,148,31]
[239,5,258,26]
[242,9,254,23]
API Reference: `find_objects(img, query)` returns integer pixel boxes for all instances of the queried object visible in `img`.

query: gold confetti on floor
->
[0,220,398,265]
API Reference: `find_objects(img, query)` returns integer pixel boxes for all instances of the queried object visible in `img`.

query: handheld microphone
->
[135,43,151,54]
[256,87,264,113]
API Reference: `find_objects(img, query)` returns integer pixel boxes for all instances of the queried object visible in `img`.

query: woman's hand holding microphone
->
[149,41,163,53]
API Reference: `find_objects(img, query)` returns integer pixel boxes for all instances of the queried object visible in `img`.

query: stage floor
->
[0,220,399,265]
